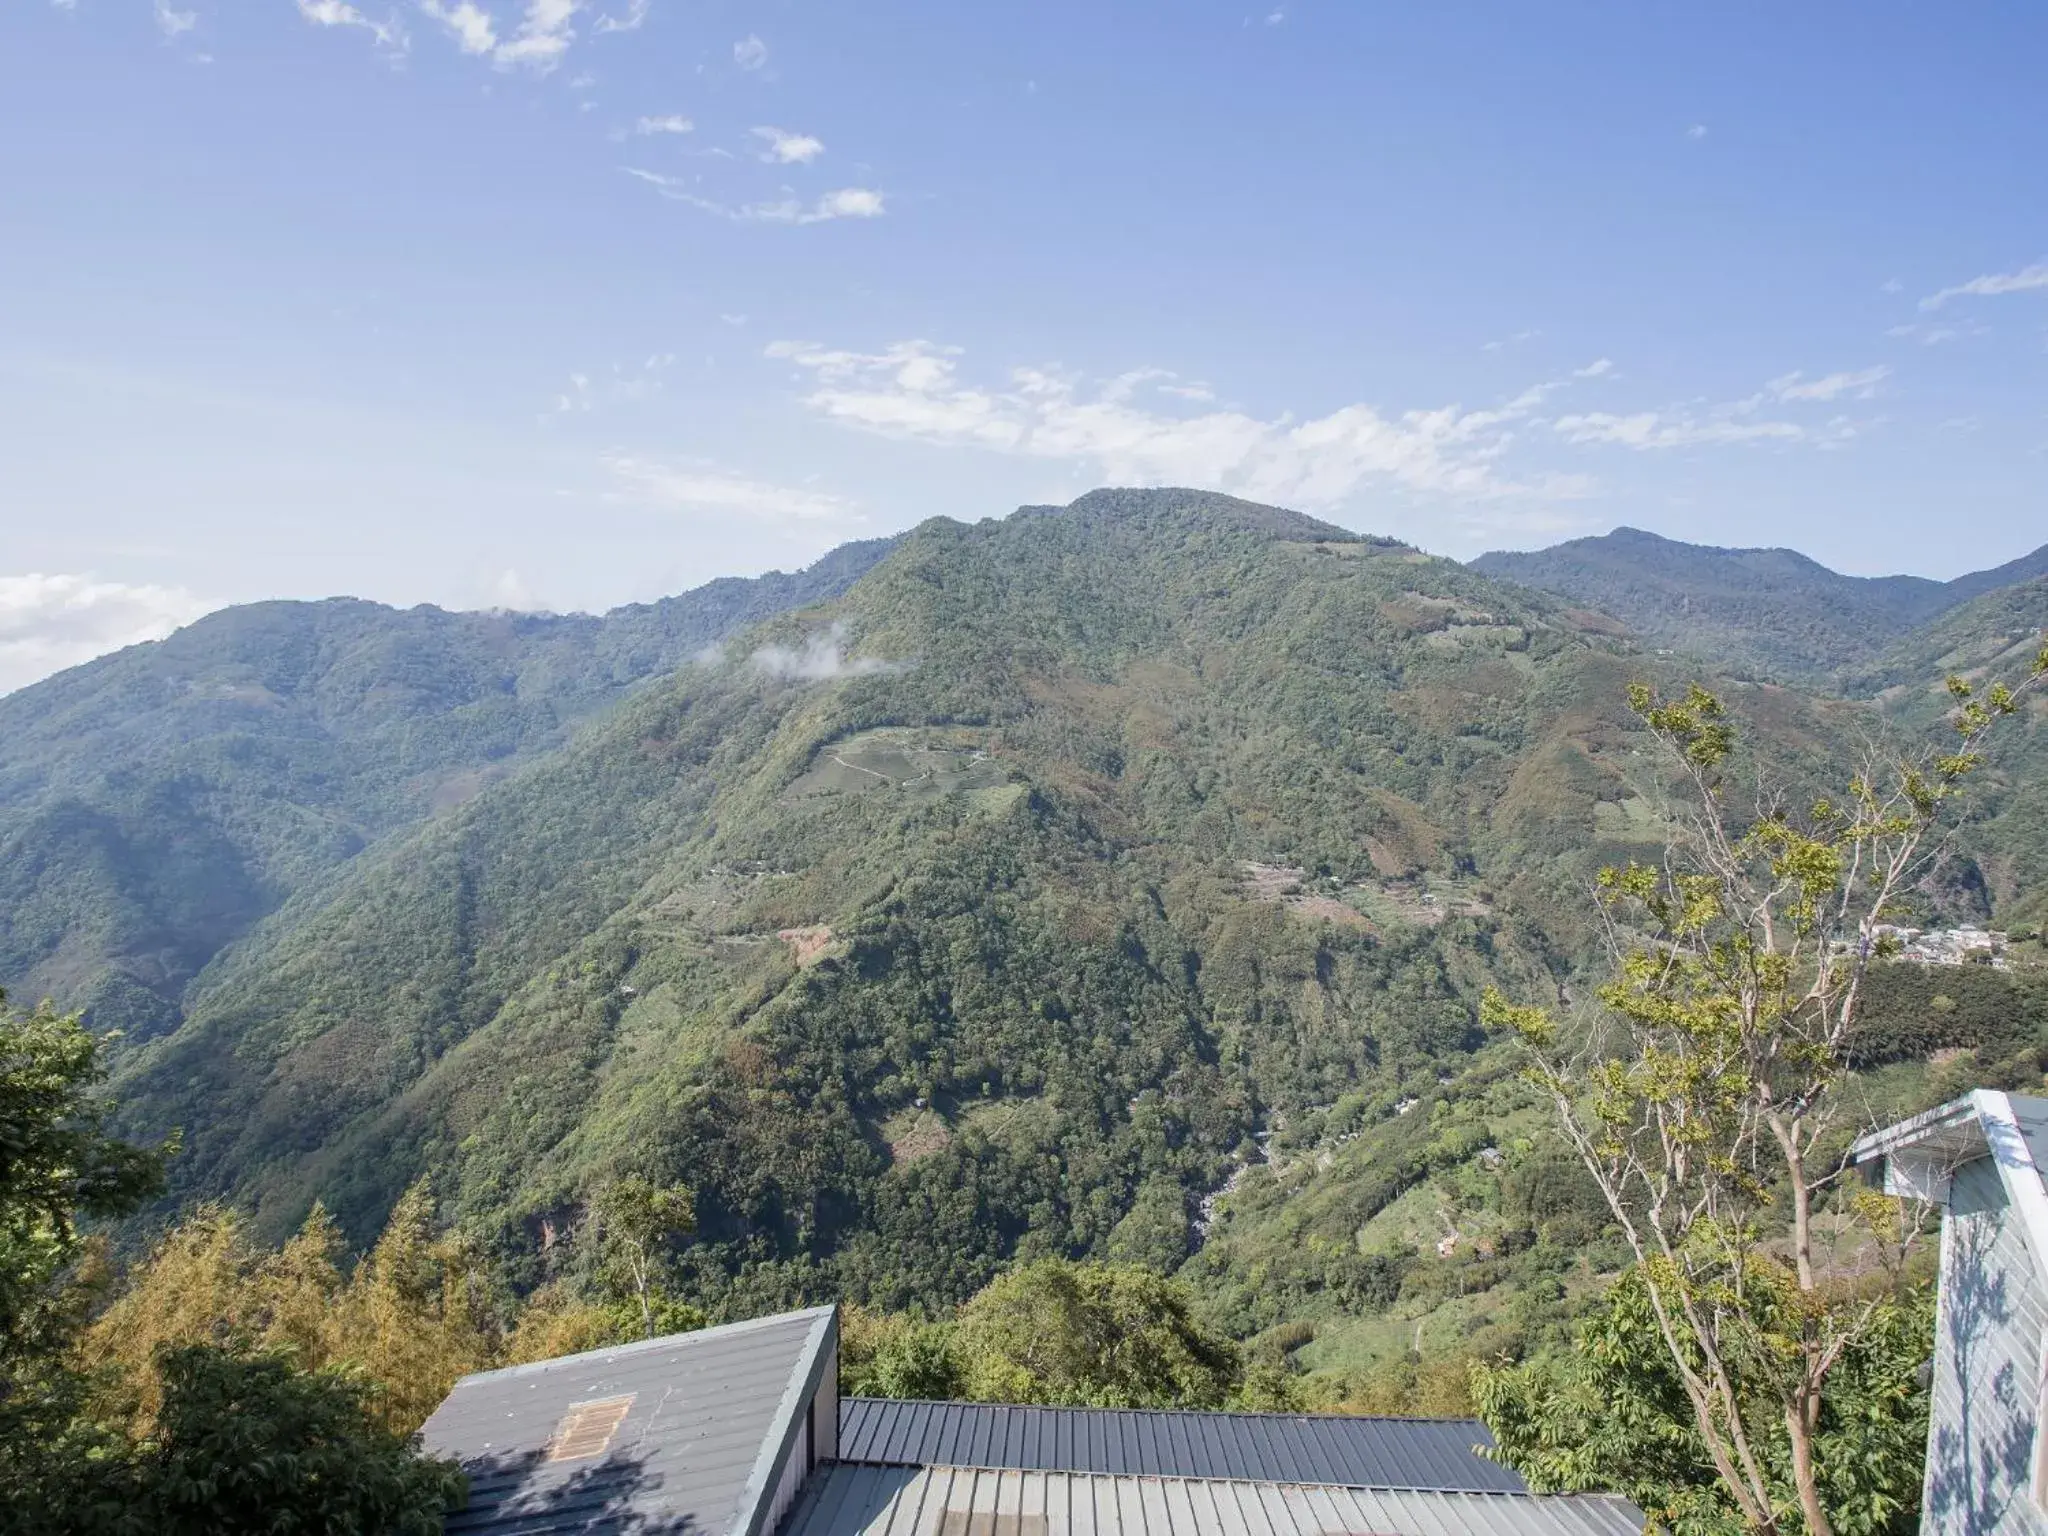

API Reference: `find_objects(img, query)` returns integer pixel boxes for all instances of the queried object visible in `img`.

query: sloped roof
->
[421,1305,835,1535]
[839,1398,1526,1494]
[787,1463,1643,1536]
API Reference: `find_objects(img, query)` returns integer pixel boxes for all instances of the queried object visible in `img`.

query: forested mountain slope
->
[0,539,892,1039]
[1472,525,2048,685]
[99,489,1880,1325]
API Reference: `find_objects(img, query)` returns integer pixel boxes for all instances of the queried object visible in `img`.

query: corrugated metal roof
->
[420,1304,836,1535]
[839,1399,1526,1495]
[786,1462,1643,1536]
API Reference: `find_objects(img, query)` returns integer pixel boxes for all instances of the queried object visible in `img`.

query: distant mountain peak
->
[1470,525,2047,687]
[1037,486,1379,545]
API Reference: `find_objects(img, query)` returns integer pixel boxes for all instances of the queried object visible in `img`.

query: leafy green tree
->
[1480,649,2048,1536]
[950,1260,1239,1409]
[590,1177,700,1341]
[0,992,164,1361]
[1475,1273,1932,1536]
[55,1344,465,1536]
[839,1303,963,1400]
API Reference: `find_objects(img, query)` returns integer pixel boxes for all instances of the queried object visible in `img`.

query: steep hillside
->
[104,489,1869,1327]
[0,539,892,1039]
[1472,525,2048,685]
[1861,575,2048,926]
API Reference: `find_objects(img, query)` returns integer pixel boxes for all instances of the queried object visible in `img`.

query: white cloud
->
[1573,358,1614,378]
[419,0,495,53]
[154,0,198,38]
[494,0,580,69]
[1765,365,1889,402]
[1921,260,2048,311]
[749,621,896,682]
[733,32,767,69]
[51,0,78,10]
[753,126,824,164]
[486,569,548,612]
[634,113,693,135]
[765,339,1597,505]
[593,0,646,31]
[602,455,859,522]
[1481,329,1542,353]
[1686,123,1707,140]
[295,0,406,50]
[0,575,214,697]
[1264,8,1286,23]
[1551,412,1808,450]
[624,170,884,224]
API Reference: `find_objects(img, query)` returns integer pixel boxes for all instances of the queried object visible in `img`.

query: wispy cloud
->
[0,574,215,696]
[494,0,580,70]
[733,32,768,70]
[419,0,495,54]
[413,0,580,69]
[593,0,646,31]
[765,339,1599,505]
[549,353,675,414]
[1551,411,1811,450]
[633,113,693,135]
[753,126,824,164]
[1765,365,1889,402]
[1921,259,2048,311]
[154,0,198,38]
[602,455,859,522]
[624,170,884,224]
[749,621,896,681]
[294,0,406,51]
[1686,123,1708,140]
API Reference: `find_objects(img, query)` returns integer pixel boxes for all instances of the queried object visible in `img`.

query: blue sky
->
[2,1,2045,690]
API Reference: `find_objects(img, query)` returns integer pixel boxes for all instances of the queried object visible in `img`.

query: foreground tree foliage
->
[1474,1272,1932,1536]
[1479,644,2048,1536]
[0,991,465,1535]
[843,1260,1262,1410]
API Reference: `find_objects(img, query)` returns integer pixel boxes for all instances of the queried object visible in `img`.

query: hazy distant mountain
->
[0,539,893,1039]
[1471,525,2048,685]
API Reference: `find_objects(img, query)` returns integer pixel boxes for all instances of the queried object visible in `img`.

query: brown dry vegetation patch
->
[776,926,835,967]
[881,1109,954,1166]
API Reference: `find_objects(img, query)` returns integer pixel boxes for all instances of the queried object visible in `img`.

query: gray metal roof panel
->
[786,1463,1643,1536]
[422,1305,835,1535]
[838,1399,1526,1495]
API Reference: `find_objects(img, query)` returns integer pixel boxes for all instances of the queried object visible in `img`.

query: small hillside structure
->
[1853,1090,2048,1536]
[422,1304,1643,1536]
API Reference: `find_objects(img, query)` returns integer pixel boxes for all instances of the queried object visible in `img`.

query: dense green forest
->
[4,486,2045,1441]
[0,538,891,1042]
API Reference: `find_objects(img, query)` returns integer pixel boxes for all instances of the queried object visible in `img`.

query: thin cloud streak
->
[765,339,1600,506]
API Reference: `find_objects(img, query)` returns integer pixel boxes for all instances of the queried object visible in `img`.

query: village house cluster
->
[1872,924,2010,969]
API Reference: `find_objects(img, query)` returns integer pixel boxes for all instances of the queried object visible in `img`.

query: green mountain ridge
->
[1471,524,2048,686]
[91,492,1862,1292]
[0,539,893,1040]
[5,487,2045,1403]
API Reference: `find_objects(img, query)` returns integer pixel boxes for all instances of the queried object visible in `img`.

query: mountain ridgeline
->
[0,538,893,1041]
[1,489,2044,1381]
[1472,524,2048,686]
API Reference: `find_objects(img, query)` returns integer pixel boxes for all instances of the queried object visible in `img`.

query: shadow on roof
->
[446,1446,701,1535]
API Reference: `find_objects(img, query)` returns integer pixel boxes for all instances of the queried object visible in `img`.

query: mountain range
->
[3,489,2044,1394]
[1473,524,2048,686]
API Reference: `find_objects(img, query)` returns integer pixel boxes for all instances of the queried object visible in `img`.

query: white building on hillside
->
[1854,1092,2048,1536]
